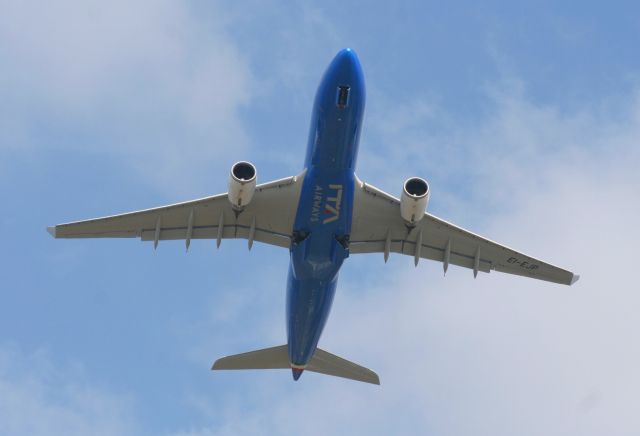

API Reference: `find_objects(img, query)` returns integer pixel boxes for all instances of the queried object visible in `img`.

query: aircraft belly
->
[283,47,365,369]
[286,168,354,366]
[286,267,339,365]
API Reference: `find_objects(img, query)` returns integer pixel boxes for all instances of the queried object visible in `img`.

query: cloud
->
[177,80,640,435]
[0,344,138,436]
[0,0,253,193]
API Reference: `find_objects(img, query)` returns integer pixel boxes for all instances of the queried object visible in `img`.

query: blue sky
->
[1,1,640,434]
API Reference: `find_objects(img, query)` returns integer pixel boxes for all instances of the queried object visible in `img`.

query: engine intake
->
[400,177,430,225]
[228,161,257,210]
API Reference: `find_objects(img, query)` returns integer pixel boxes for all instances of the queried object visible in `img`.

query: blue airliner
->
[48,49,579,385]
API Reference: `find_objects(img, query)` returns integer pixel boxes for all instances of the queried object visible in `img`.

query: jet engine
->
[228,161,257,210]
[400,177,430,225]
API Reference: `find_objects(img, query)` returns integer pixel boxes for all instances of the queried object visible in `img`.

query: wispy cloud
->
[0,0,253,193]
[0,344,138,436]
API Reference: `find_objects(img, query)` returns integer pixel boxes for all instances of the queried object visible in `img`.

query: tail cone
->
[291,367,304,381]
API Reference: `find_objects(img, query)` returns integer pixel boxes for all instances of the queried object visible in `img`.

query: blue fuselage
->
[287,49,365,367]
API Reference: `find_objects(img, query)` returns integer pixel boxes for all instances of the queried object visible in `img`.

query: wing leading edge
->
[48,172,306,250]
[349,177,579,286]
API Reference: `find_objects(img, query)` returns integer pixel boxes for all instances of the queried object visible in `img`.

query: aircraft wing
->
[48,172,305,250]
[349,178,579,286]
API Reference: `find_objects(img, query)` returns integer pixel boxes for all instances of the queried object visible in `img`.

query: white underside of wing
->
[350,176,579,286]
[48,171,306,250]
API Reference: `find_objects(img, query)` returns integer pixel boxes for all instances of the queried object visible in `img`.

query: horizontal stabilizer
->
[307,348,380,385]
[212,345,380,385]
[212,345,289,370]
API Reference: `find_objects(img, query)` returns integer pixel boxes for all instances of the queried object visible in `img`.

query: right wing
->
[350,178,579,286]
[48,171,306,250]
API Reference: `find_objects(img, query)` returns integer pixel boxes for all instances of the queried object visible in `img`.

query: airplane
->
[47,48,579,385]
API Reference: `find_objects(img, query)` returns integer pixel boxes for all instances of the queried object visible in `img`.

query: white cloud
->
[0,0,253,193]
[0,345,138,436]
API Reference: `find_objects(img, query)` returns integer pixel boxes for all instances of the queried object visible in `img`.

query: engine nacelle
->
[400,177,430,225]
[228,161,257,210]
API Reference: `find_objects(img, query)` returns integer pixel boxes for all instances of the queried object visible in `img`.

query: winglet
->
[570,274,580,285]
[46,226,56,238]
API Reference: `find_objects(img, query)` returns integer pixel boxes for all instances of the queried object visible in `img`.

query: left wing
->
[349,178,579,285]
[48,172,305,250]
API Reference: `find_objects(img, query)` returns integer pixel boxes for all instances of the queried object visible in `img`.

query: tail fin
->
[212,345,380,385]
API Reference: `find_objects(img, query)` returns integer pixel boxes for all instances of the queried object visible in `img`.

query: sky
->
[1,0,640,434]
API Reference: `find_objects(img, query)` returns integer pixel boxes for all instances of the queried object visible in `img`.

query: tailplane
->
[306,348,380,385]
[212,345,379,385]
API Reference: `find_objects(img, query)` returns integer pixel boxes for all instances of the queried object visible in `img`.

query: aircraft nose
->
[334,48,359,71]
[318,48,364,107]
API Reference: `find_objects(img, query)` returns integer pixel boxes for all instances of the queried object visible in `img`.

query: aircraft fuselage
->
[287,49,365,373]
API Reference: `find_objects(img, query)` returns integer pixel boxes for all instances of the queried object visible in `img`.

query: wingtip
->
[46,226,56,238]
[570,274,580,285]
